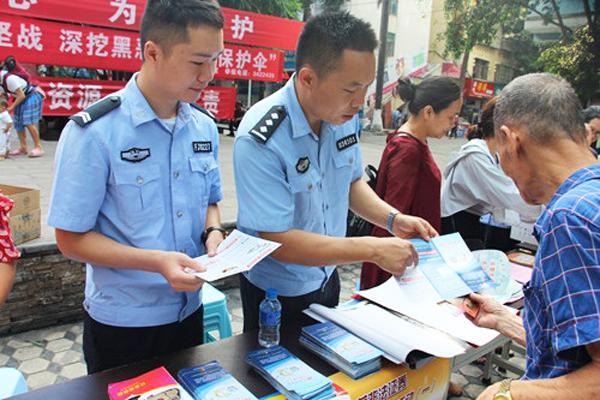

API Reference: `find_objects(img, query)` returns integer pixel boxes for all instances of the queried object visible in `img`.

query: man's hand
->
[392,214,438,241]
[476,381,501,400]
[369,237,419,276]
[205,230,225,257]
[469,292,509,330]
[155,251,206,292]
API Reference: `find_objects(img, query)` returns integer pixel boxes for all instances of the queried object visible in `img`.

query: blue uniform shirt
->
[47,74,222,327]
[234,77,363,296]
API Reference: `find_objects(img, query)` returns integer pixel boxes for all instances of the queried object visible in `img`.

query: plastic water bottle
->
[259,288,281,347]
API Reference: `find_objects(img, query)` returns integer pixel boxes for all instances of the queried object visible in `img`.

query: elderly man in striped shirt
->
[468,73,600,400]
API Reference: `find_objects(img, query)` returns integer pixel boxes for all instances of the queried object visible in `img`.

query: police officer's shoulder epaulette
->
[189,102,216,122]
[249,105,287,144]
[69,95,121,127]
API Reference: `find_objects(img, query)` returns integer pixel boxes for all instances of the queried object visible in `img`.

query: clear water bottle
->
[258,288,281,347]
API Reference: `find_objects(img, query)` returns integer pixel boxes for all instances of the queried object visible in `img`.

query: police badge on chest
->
[121,148,151,163]
[296,157,310,174]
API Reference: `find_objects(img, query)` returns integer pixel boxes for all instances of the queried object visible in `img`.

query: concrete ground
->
[0,132,524,399]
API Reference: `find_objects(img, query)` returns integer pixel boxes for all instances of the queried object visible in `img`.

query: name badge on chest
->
[336,133,358,151]
[193,141,212,153]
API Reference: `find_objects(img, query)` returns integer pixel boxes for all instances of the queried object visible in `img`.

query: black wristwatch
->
[203,226,227,243]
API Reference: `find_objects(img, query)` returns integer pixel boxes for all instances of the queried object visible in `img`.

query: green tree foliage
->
[537,25,597,102]
[219,0,346,20]
[219,0,302,19]
[442,0,528,67]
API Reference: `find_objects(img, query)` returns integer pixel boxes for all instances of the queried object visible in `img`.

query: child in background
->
[0,99,13,160]
[0,192,20,306]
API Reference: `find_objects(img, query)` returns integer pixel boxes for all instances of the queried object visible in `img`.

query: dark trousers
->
[442,211,517,252]
[240,270,340,332]
[83,306,204,374]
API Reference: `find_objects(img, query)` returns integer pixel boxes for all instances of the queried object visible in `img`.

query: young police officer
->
[48,0,226,373]
[234,12,438,331]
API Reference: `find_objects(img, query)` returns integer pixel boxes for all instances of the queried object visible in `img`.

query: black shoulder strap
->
[249,105,287,144]
[69,95,121,127]
[189,103,216,122]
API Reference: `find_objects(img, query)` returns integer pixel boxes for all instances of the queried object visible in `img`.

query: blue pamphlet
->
[411,233,495,300]
[246,346,334,400]
[300,322,382,379]
[178,361,258,400]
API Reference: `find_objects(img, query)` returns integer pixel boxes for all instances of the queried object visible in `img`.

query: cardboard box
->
[1,184,41,245]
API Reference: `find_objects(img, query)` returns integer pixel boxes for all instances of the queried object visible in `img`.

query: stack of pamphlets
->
[178,361,258,400]
[107,366,193,400]
[246,346,335,400]
[299,322,383,379]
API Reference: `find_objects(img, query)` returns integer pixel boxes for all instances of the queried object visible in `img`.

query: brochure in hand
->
[411,233,495,300]
[246,346,335,400]
[299,322,383,379]
[108,366,193,400]
[178,360,258,400]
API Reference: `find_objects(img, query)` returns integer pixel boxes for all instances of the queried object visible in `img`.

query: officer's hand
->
[157,251,206,292]
[205,230,225,257]
[370,237,418,276]
[392,214,438,241]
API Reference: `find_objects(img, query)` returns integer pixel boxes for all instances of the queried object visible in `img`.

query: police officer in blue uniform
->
[47,0,226,373]
[234,12,438,331]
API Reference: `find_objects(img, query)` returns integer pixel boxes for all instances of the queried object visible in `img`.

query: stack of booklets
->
[246,346,335,400]
[299,322,383,379]
[178,361,258,400]
[107,366,193,400]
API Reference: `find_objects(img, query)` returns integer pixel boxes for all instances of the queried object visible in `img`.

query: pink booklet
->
[108,366,193,400]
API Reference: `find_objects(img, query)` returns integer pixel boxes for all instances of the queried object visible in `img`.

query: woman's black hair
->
[396,76,461,116]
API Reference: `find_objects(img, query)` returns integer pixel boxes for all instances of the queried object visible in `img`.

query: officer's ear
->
[143,40,163,64]
[296,66,318,91]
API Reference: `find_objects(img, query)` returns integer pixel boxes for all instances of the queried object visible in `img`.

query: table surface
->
[9,296,525,400]
[9,320,336,400]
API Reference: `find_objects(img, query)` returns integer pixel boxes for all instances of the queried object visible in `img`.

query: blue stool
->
[0,368,28,399]
[202,283,233,342]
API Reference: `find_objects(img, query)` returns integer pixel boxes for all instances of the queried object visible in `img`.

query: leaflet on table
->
[305,302,469,364]
[107,366,193,400]
[300,322,382,379]
[178,361,258,400]
[357,278,501,347]
[246,346,334,400]
[187,230,281,282]
[301,322,383,365]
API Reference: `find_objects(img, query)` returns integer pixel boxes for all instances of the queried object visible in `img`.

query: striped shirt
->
[522,164,600,379]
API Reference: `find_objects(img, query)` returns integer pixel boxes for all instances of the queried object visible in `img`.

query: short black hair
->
[295,12,377,77]
[140,0,224,58]
[495,73,586,144]
[396,76,461,115]
[583,105,600,123]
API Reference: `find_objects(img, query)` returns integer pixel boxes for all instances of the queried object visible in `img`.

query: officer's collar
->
[283,75,315,139]
[126,73,160,127]
[126,73,192,130]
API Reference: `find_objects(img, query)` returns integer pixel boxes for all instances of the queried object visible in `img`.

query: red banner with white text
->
[0,14,285,82]
[0,1,303,51]
[37,77,237,120]
[215,44,285,82]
